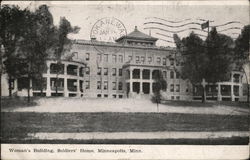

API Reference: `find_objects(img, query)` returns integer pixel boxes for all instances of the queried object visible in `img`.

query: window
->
[97,81,101,89]
[170,59,174,66]
[104,94,108,98]
[112,55,117,63]
[119,55,123,63]
[86,53,90,61]
[176,96,180,100]
[104,68,108,76]
[157,57,161,64]
[97,67,101,75]
[186,86,189,92]
[85,81,90,89]
[112,68,116,76]
[97,94,102,98]
[176,72,180,79]
[112,94,117,98]
[136,56,140,63]
[104,81,108,90]
[104,54,108,62]
[176,84,180,92]
[118,82,123,90]
[128,55,132,61]
[170,84,174,92]
[119,69,122,76]
[170,71,174,79]
[97,53,101,62]
[163,58,166,65]
[171,96,174,100]
[148,57,152,63]
[163,71,167,78]
[85,67,90,75]
[141,56,145,64]
[176,60,180,66]
[112,82,116,90]
[119,95,123,98]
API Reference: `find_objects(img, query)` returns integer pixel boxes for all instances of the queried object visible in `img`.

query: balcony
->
[67,65,78,76]
[50,78,64,91]
[132,69,140,79]
[233,74,240,83]
[51,86,64,91]
[67,79,77,92]
[50,63,64,74]
[221,85,231,96]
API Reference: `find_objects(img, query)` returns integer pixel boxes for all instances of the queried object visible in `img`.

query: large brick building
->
[1,27,248,101]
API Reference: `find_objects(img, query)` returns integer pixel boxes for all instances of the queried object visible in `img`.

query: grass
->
[1,112,249,143]
[161,100,249,108]
[1,97,38,109]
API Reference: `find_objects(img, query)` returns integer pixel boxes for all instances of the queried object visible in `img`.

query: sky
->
[3,1,249,47]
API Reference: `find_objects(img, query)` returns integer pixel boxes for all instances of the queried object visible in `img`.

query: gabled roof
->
[116,26,158,42]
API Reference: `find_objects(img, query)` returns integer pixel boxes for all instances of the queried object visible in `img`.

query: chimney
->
[135,26,138,31]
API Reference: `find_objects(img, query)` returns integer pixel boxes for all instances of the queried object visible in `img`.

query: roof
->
[74,39,176,51]
[116,26,158,42]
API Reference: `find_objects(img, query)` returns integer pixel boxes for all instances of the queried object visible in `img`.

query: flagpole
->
[207,20,209,40]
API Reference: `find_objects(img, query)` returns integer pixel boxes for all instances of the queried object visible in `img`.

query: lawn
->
[2,97,249,115]
[1,98,249,144]
[1,112,249,143]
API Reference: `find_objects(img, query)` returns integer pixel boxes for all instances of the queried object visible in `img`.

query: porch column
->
[217,84,221,101]
[64,78,68,97]
[47,61,51,74]
[76,66,79,76]
[76,66,80,97]
[239,85,243,97]
[64,63,67,75]
[231,84,235,101]
[30,79,33,96]
[140,69,143,94]
[149,69,153,94]
[77,79,80,97]
[63,63,68,97]
[46,77,51,97]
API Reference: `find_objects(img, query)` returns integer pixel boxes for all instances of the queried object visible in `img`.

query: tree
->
[31,5,56,96]
[151,70,167,111]
[205,27,234,83]
[17,5,57,102]
[0,5,28,97]
[53,17,80,96]
[234,25,250,102]
[177,32,208,102]
[175,29,235,103]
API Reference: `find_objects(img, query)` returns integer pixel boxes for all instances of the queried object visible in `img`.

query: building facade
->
[1,27,248,101]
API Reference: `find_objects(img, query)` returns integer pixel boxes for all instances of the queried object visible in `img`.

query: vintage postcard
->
[0,0,249,159]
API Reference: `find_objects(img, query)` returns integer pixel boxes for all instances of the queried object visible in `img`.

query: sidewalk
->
[27,131,249,140]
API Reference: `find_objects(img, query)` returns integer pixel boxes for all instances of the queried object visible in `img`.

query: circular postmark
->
[90,17,127,53]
